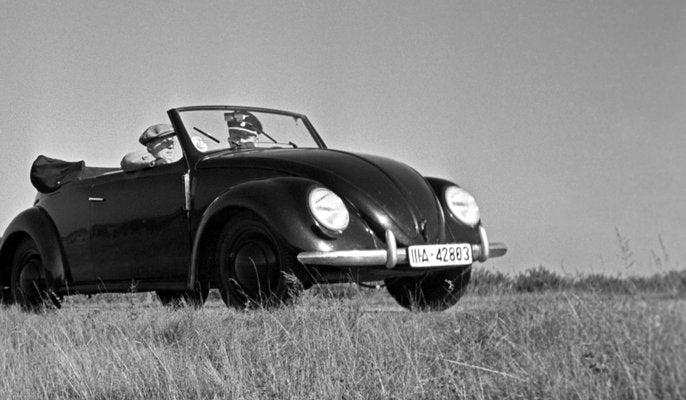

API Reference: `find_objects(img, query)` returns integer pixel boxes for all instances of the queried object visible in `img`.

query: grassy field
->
[1,269,684,399]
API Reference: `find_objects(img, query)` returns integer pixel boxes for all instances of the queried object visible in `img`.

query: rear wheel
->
[217,212,303,309]
[385,267,472,311]
[11,238,56,312]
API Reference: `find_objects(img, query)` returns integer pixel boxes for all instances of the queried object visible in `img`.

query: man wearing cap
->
[225,111,261,150]
[120,123,179,172]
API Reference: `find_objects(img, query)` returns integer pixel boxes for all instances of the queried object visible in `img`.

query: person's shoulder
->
[121,151,155,172]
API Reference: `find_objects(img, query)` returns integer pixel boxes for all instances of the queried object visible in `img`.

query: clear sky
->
[1,1,684,275]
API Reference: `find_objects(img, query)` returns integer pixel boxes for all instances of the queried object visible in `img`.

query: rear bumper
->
[297,226,507,269]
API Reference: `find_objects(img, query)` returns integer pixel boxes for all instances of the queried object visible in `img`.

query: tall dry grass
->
[468,266,686,296]
[1,285,684,399]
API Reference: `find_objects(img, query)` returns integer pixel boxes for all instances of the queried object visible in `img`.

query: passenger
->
[120,124,178,172]
[225,112,261,150]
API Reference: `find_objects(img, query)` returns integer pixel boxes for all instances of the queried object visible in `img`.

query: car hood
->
[198,148,446,245]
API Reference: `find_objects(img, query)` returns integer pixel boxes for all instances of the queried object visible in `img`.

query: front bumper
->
[297,226,507,269]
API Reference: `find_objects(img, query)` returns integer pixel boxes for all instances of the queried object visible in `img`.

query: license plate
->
[407,243,473,267]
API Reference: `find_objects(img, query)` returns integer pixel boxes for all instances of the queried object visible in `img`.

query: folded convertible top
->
[30,155,119,193]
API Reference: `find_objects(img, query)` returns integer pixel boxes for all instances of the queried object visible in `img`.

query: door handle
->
[88,197,105,202]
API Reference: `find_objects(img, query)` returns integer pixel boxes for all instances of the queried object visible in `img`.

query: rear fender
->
[0,207,67,295]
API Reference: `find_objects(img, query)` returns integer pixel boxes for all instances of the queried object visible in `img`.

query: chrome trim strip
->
[297,248,408,267]
[183,172,191,211]
[489,242,508,258]
[478,225,489,262]
[88,197,105,202]
[471,244,482,261]
[385,230,397,269]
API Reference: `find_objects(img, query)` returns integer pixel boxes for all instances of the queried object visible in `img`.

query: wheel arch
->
[0,207,68,295]
[188,177,325,289]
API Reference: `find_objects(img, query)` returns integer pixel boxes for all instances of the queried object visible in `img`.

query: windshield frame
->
[167,105,327,163]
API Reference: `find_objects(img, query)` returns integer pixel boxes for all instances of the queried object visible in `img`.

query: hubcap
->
[18,258,44,300]
[232,235,279,296]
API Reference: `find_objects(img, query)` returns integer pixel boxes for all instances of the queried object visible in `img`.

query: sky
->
[1,0,684,276]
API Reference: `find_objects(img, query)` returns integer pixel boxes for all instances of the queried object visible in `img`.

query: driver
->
[225,111,261,150]
[120,123,178,171]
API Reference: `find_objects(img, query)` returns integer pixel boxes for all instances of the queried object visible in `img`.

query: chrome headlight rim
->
[444,186,480,227]
[307,187,350,234]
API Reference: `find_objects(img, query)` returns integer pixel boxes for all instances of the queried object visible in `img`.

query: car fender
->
[0,207,67,294]
[425,177,457,207]
[189,177,338,288]
[425,177,481,243]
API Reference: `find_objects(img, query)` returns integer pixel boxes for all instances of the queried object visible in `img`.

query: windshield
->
[176,107,323,153]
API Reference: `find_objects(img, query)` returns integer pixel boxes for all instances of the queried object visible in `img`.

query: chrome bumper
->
[296,226,507,269]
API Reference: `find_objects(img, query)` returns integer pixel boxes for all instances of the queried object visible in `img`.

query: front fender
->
[200,177,326,248]
[188,177,376,288]
[0,207,67,294]
[425,177,482,244]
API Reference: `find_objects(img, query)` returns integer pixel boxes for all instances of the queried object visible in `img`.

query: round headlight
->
[445,186,480,227]
[308,187,349,232]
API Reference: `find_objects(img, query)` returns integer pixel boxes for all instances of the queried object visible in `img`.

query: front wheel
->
[385,267,472,311]
[217,212,303,309]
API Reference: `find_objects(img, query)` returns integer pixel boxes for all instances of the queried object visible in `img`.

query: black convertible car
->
[0,106,506,311]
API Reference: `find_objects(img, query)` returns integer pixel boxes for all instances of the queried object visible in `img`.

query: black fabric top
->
[30,155,119,193]
[30,155,85,193]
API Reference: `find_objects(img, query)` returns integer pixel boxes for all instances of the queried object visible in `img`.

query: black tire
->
[156,284,210,309]
[385,267,472,311]
[10,238,55,312]
[217,212,303,309]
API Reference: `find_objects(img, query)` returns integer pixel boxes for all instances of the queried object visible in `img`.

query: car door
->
[88,161,191,284]
[36,181,96,283]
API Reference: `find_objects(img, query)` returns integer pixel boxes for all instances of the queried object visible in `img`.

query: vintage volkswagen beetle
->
[0,105,506,311]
